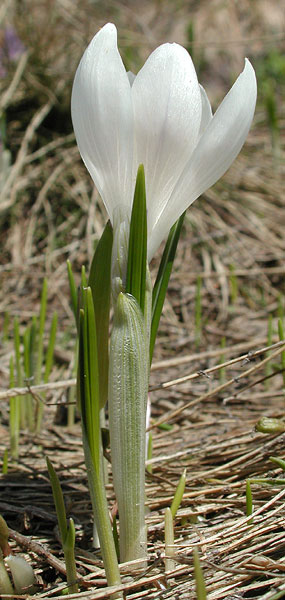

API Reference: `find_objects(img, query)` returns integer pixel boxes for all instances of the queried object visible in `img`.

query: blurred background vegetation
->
[0,0,284,383]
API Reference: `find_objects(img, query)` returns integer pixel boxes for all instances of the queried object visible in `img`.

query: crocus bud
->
[5,555,37,595]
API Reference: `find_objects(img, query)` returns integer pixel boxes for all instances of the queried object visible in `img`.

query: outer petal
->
[149,59,257,259]
[71,23,133,221]
[132,42,202,235]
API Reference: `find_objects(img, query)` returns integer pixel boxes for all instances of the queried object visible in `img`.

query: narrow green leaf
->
[23,326,31,378]
[79,289,100,475]
[269,456,285,470]
[13,317,26,429]
[23,324,35,432]
[150,212,185,362]
[47,459,78,593]
[35,278,47,385]
[248,478,285,486]
[77,309,85,415]
[88,221,113,408]
[146,433,153,474]
[65,518,75,552]
[46,457,68,544]
[126,164,147,314]
[78,305,122,592]
[67,260,78,321]
[44,312,57,383]
[29,317,38,379]
[9,355,19,460]
[170,468,186,518]
[246,480,253,524]
[13,318,23,386]
[193,549,207,600]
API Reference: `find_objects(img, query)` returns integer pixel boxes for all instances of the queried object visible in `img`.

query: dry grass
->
[0,0,284,598]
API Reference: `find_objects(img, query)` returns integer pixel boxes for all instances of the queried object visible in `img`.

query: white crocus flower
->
[71,23,257,262]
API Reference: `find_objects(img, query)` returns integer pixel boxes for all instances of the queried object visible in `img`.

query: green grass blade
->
[13,317,26,429]
[150,212,185,363]
[269,456,285,470]
[44,311,57,383]
[88,220,113,408]
[35,278,47,385]
[9,356,20,460]
[246,480,253,524]
[46,457,68,543]
[81,265,87,288]
[13,318,23,386]
[46,458,78,593]
[79,289,100,475]
[67,260,78,321]
[85,287,100,474]
[23,326,31,379]
[78,304,122,593]
[64,519,78,593]
[170,468,186,518]
[193,549,207,600]
[126,164,147,314]
[22,325,34,431]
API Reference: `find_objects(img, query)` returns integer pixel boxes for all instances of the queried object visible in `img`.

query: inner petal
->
[131,42,202,235]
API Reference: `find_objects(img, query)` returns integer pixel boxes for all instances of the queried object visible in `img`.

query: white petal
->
[149,59,257,259]
[131,42,202,236]
[199,84,212,137]
[71,23,133,221]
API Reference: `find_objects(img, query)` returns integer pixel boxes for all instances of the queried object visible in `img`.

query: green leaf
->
[246,480,253,524]
[79,289,100,475]
[35,278,47,385]
[46,459,78,593]
[67,260,78,321]
[44,312,57,383]
[46,457,68,544]
[126,164,147,314]
[170,469,186,518]
[150,212,185,362]
[269,456,285,470]
[65,518,76,552]
[88,221,113,408]
[193,549,207,600]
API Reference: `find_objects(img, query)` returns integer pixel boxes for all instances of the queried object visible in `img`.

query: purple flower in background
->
[0,26,25,77]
